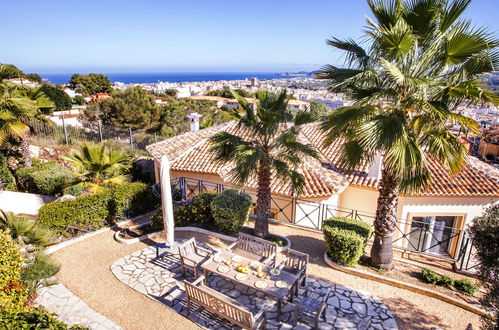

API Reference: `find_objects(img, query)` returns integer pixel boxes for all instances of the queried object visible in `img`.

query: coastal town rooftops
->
[146,122,499,198]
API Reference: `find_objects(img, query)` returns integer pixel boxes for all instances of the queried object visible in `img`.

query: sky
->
[2,0,498,73]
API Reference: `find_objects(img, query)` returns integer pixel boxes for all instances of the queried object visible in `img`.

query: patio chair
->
[227,232,277,266]
[293,287,330,329]
[278,248,309,294]
[178,237,213,278]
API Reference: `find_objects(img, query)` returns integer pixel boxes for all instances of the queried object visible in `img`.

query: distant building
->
[88,93,110,102]
[5,78,40,88]
[62,88,80,98]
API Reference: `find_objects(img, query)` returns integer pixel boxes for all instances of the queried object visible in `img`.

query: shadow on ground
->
[385,297,445,330]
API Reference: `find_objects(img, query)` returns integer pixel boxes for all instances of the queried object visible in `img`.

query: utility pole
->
[98,121,103,142]
[129,127,134,151]
[62,114,69,145]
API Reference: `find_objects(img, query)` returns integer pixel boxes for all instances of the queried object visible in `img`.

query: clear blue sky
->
[2,0,498,73]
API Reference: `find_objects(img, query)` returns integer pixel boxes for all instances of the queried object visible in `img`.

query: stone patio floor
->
[111,240,398,329]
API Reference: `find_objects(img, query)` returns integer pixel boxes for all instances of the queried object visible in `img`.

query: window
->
[407,216,457,255]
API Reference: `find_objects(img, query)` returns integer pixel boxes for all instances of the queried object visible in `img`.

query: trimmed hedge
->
[0,154,16,191]
[323,217,372,266]
[16,160,72,196]
[38,182,156,232]
[0,230,28,313]
[211,189,252,234]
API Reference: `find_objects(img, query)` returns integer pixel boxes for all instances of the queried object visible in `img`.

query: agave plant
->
[318,0,498,269]
[64,143,131,193]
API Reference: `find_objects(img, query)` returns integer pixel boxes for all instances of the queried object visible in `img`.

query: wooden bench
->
[227,232,277,266]
[184,276,270,329]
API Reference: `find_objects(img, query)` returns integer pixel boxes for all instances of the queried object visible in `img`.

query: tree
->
[317,0,498,269]
[0,84,52,167]
[73,95,85,105]
[68,73,112,95]
[82,86,159,130]
[63,143,131,193]
[156,89,177,98]
[309,101,330,119]
[207,89,253,98]
[469,205,499,329]
[0,210,52,249]
[24,73,42,83]
[209,90,319,237]
[39,84,72,111]
[0,64,23,81]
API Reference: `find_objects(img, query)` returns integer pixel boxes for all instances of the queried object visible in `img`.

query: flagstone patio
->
[111,239,398,330]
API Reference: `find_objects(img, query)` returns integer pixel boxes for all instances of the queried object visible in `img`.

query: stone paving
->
[36,283,122,330]
[111,240,398,329]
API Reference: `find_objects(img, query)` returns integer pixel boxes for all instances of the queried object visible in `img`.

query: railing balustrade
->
[170,176,478,270]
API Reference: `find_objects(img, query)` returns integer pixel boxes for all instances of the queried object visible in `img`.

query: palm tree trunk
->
[254,164,271,238]
[20,134,32,167]
[370,167,399,270]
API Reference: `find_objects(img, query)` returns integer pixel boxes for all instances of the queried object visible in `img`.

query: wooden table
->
[200,249,298,321]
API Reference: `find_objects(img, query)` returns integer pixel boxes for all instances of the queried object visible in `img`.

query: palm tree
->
[0,210,53,249]
[318,0,498,269]
[209,90,319,238]
[64,143,131,193]
[0,83,53,167]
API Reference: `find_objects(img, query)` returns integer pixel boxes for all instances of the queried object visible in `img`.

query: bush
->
[211,189,252,234]
[110,182,157,218]
[0,154,16,191]
[38,192,111,232]
[421,267,441,285]
[454,279,479,296]
[469,204,499,328]
[0,230,28,312]
[438,275,455,288]
[0,307,86,329]
[175,192,218,226]
[322,217,372,266]
[16,160,72,196]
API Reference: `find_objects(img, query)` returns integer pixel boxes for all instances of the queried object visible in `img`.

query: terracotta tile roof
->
[146,122,499,198]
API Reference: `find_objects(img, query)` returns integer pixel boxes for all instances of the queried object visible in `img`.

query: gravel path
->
[50,223,481,330]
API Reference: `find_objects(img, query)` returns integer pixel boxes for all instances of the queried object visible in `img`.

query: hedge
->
[0,230,28,313]
[0,154,16,191]
[323,217,372,266]
[38,182,156,232]
[16,160,72,196]
[211,189,252,234]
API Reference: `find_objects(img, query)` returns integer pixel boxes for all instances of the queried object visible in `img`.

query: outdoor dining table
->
[200,249,299,321]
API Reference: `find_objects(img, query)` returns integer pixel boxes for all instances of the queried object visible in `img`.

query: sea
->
[40,72,307,85]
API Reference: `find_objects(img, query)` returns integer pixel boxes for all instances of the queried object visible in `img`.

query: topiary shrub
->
[38,192,111,233]
[454,279,479,296]
[211,189,252,234]
[0,230,28,312]
[109,182,157,218]
[16,160,72,196]
[0,154,16,191]
[322,217,372,266]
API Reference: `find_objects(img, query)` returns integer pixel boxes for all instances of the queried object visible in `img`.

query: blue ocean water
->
[40,72,305,84]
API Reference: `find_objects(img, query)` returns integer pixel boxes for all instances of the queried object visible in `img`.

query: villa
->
[146,120,499,261]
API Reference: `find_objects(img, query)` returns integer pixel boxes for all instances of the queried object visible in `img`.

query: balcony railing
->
[170,176,479,271]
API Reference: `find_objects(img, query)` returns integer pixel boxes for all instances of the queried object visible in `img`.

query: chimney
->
[187,112,203,132]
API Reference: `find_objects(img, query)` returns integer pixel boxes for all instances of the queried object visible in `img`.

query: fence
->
[171,176,480,271]
[29,117,166,151]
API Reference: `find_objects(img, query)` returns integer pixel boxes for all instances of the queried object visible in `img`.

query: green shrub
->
[0,230,28,312]
[109,182,157,218]
[211,189,252,234]
[421,267,441,284]
[438,275,455,288]
[0,154,16,191]
[16,160,72,195]
[173,192,218,226]
[0,307,87,329]
[38,192,111,232]
[63,183,86,197]
[455,279,479,296]
[322,217,372,266]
